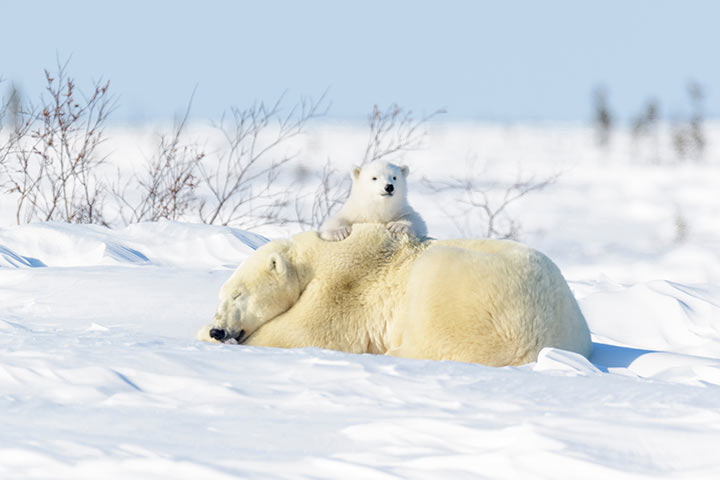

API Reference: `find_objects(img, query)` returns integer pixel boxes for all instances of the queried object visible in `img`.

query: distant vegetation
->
[592,81,707,162]
[13,59,702,240]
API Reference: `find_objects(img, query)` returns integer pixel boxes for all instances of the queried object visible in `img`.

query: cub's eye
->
[233,292,243,300]
[372,177,377,181]
[393,176,397,180]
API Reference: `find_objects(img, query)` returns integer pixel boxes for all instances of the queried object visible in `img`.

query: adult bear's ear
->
[268,252,287,276]
[400,165,409,177]
[352,166,361,180]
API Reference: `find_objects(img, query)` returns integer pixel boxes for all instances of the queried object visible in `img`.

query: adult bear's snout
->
[209,328,227,341]
[384,184,394,194]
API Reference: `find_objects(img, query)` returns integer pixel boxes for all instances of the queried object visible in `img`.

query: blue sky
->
[2,0,719,124]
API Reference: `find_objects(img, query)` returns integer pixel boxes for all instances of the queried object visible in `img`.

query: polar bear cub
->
[320,160,427,241]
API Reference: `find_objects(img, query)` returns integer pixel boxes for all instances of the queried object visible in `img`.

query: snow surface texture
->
[2,124,720,479]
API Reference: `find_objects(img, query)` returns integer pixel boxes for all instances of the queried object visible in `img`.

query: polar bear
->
[198,224,591,366]
[320,160,427,241]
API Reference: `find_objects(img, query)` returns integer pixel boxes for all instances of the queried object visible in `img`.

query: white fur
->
[198,225,592,367]
[320,160,427,241]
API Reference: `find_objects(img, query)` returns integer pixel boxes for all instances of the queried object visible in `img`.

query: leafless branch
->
[198,91,328,227]
[304,103,443,229]
[362,103,445,165]
[303,157,351,229]
[113,91,205,224]
[1,81,38,222]
[424,160,558,239]
[0,78,9,169]
[671,80,706,162]
[1,58,115,225]
[592,86,613,147]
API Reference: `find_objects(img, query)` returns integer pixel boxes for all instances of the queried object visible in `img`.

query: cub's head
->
[352,160,409,201]
[208,240,302,343]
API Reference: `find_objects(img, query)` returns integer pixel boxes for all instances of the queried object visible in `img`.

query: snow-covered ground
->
[1,124,720,479]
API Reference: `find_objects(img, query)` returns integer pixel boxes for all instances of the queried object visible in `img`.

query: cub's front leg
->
[320,225,352,241]
[320,215,352,241]
[386,219,413,235]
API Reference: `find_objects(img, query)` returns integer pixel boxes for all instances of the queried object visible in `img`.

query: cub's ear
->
[267,252,288,276]
[400,165,410,177]
[352,166,362,180]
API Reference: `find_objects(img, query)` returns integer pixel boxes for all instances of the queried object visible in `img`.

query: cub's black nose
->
[384,184,394,193]
[209,328,227,341]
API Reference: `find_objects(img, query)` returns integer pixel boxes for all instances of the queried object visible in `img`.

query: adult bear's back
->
[389,239,591,365]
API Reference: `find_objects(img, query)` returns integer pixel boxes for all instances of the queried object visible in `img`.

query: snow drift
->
[1,221,720,479]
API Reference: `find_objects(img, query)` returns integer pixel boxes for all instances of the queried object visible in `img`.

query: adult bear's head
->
[209,240,303,343]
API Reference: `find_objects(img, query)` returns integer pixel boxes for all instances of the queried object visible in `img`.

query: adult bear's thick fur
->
[198,224,591,366]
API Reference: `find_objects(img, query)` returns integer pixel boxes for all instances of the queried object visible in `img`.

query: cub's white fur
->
[320,160,427,241]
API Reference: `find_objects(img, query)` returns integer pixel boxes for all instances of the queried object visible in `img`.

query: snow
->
[2,124,720,479]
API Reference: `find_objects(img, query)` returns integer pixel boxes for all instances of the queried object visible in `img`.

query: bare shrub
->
[0,59,114,224]
[113,97,205,224]
[424,159,558,239]
[305,157,351,229]
[362,104,445,165]
[1,81,37,222]
[630,99,661,163]
[1,80,22,129]
[671,81,706,162]
[305,103,444,229]
[0,78,11,164]
[592,86,613,147]
[198,93,328,228]
[631,99,660,138]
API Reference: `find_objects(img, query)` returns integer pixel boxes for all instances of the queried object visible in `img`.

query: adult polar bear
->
[198,224,591,366]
